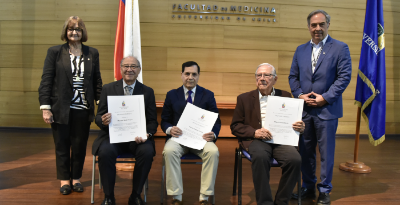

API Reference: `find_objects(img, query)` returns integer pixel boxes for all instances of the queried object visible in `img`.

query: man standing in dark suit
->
[231,63,304,205]
[289,10,352,205]
[92,56,158,205]
[161,61,221,205]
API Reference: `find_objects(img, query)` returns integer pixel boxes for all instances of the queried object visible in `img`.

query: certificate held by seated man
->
[172,103,219,150]
[107,95,147,143]
[264,96,304,146]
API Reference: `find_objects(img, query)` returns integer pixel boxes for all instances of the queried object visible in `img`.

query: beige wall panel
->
[140,0,169,23]
[144,71,224,95]
[91,45,115,70]
[166,47,278,73]
[386,100,400,123]
[331,30,363,55]
[336,121,368,134]
[155,94,167,102]
[0,21,112,46]
[141,23,224,48]
[83,22,113,46]
[0,45,49,68]
[384,34,400,57]
[278,51,294,75]
[100,70,115,86]
[142,47,168,71]
[0,91,39,115]
[226,0,333,7]
[386,56,400,79]
[279,5,365,33]
[167,1,281,27]
[54,0,118,22]
[0,68,42,92]
[1,21,62,45]
[383,9,400,35]
[223,26,310,51]
[386,78,400,101]
[0,0,55,21]
[342,80,356,100]
[142,71,187,95]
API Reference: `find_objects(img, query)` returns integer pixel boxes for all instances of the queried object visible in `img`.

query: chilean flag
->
[114,0,143,82]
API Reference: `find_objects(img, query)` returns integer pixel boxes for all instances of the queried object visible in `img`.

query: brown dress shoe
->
[171,199,183,205]
[199,200,209,205]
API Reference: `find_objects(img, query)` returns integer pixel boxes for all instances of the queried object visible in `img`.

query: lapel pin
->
[88,58,90,60]
[323,52,325,54]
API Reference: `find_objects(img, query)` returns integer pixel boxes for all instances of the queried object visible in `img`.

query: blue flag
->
[355,0,386,146]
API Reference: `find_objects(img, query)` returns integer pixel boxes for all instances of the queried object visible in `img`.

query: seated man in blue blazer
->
[161,61,221,205]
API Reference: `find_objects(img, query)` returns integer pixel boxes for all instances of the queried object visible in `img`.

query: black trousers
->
[97,139,154,197]
[51,109,91,180]
[248,140,301,205]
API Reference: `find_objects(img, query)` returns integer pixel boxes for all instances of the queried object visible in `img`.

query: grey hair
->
[255,63,277,76]
[120,56,141,68]
[307,9,330,25]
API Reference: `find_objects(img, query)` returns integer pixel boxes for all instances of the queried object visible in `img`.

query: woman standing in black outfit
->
[38,16,102,195]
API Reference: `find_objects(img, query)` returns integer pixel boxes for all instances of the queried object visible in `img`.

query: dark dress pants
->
[51,109,91,180]
[299,112,338,193]
[249,140,301,205]
[97,139,154,197]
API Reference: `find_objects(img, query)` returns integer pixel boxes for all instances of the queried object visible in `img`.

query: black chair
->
[232,145,301,205]
[91,153,148,204]
[160,152,215,204]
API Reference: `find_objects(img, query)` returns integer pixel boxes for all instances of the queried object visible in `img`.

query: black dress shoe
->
[102,197,116,205]
[60,185,71,195]
[291,187,315,199]
[72,183,84,192]
[128,194,145,205]
[317,192,330,204]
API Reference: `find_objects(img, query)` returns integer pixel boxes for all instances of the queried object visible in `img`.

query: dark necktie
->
[187,90,193,104]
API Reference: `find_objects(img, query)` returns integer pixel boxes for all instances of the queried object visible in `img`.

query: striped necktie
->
[124,86,133,95]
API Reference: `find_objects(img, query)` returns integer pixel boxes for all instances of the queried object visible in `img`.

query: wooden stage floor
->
[0,128,399,205]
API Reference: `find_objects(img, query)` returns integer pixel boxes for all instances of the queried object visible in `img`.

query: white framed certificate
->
[107,95,147,143]
[172,103,219,150]
[263,96,304,146]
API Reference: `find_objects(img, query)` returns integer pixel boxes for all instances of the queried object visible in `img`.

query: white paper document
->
[263,96,304,146]
[172,103,219,150]
[107,95,147,144]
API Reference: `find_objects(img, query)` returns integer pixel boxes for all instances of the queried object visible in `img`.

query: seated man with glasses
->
[92,56,158,205]
[230,63,305,205]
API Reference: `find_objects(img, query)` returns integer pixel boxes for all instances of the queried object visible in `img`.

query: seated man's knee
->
[98,143,118,160]
[163,144,181,159]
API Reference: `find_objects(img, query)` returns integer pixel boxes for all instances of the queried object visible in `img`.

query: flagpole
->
[339,107,371,173]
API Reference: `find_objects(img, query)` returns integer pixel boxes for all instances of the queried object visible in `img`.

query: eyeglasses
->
[256,73,276,79]
[122,65,140,69]
[67,28,82,32]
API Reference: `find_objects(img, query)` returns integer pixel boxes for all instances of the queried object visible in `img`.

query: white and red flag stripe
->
[114,0,143,82]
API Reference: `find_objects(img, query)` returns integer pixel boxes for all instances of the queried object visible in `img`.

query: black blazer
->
[230,89,292,150]
[161,85,221,142]
[92,80,158,155]
[38,43,102,124]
